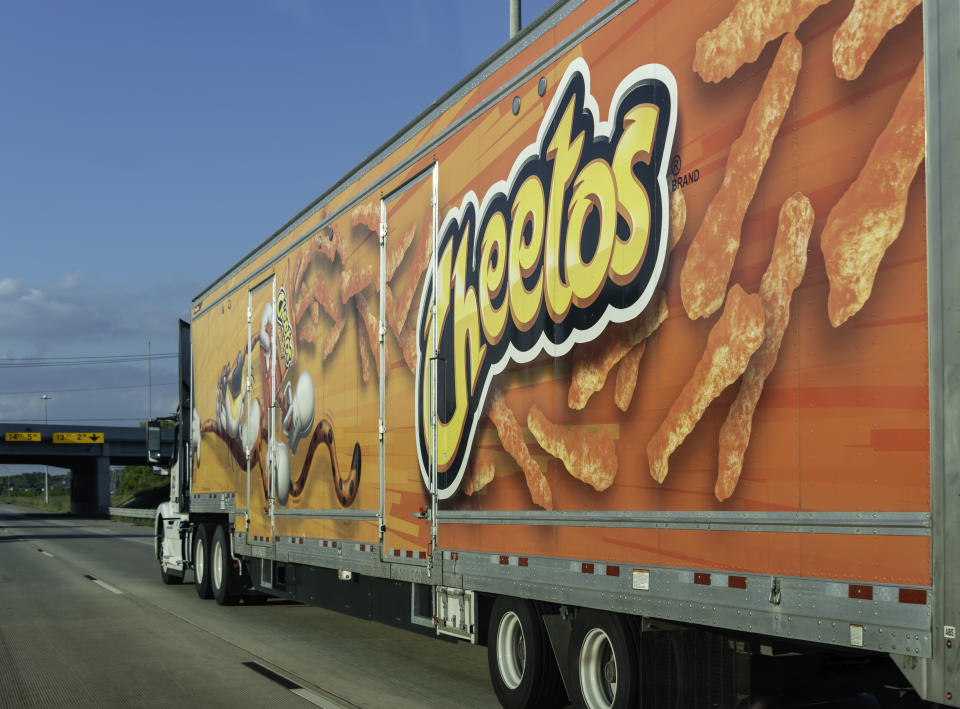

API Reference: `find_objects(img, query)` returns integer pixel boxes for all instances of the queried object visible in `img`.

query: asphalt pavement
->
[0,504,498,709]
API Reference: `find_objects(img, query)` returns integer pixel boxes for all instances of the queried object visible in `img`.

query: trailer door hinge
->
[378,420,385,441]
[379,223,387,245]
[378,320,385,343]
[247,306,252,324]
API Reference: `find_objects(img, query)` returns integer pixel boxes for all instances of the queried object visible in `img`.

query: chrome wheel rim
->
[579,627,617,709]
[496,611,526,690]
[195,535,205,584]
[212,537,223,591]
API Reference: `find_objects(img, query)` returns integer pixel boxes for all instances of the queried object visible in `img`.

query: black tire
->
[211,524,241,606]
[487,597,566,709]
[568,610,640,709]
[193,523,214,600]
[156,518,184,585]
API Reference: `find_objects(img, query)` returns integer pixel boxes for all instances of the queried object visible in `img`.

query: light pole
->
[510,0,521,38]
[41,394,51,505]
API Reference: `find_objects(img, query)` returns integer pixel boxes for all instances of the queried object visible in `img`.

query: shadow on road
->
[0,532,152,543]
[0,506,109,522]
[0,506,152,541]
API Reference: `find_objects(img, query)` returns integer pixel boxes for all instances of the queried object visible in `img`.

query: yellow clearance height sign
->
[53,432,104,444]
[4,432,40,442]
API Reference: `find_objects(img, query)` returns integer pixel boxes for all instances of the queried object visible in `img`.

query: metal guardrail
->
[107,507,155,520]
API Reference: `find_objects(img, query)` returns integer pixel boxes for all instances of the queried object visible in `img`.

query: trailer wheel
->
[193,523,213,599]
[211,524,241,605]
[568,610,639,709]
[487,597,565,709]
[156,518,183,585]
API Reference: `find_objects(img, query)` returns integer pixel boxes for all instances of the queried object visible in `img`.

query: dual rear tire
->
[193,523,241,604]
[568,610,640,709]
[487,599,642,709]
[488,597,566,709]
[193,523,214,599]
[210,524,241,605]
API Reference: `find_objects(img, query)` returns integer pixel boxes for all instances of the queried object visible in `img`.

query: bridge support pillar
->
[70,456,110,516]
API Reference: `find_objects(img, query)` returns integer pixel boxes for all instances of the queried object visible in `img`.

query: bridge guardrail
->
[107,507,155,520]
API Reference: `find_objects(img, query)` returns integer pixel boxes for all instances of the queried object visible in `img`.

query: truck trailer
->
[153,0,960,705]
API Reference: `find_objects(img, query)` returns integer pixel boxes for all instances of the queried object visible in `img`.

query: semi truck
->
[152,1,960,706]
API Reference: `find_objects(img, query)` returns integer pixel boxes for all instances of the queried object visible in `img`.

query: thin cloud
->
[0,271,198,426]
[53,271,90,290]
[0,278,21,298]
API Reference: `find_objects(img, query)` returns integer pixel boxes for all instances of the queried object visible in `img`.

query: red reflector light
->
[582,563,595,574]
[849,584,874,600]
[499,555,509,565]
[899,588,927,605]
[518,557,529,567]
[728,575,747,589]
[606,565,620,577]
[694,573,711,586]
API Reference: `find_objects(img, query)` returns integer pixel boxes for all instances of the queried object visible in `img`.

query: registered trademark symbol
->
[671,154,682,175]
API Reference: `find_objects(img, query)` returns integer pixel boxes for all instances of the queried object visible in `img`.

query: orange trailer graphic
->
[193,0,930,583]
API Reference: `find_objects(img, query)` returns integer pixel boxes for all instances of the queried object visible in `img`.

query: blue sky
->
[0,0,554,460]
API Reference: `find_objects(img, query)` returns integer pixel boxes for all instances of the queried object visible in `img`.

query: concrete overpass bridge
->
[0,422,174,515]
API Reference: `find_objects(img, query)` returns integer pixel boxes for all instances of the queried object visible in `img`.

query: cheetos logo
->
[415,58,677,498]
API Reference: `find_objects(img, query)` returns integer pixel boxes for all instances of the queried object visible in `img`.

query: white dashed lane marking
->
[243,661,355,708]
[84,574,124,595]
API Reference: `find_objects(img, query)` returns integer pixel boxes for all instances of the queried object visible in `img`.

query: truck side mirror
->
[147,423,161,463]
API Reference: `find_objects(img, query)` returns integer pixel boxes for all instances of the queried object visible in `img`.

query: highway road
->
[0,504,499,709]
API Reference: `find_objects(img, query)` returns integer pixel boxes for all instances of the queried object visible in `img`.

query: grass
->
[0,494,71,514]
[110,479,169,508]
